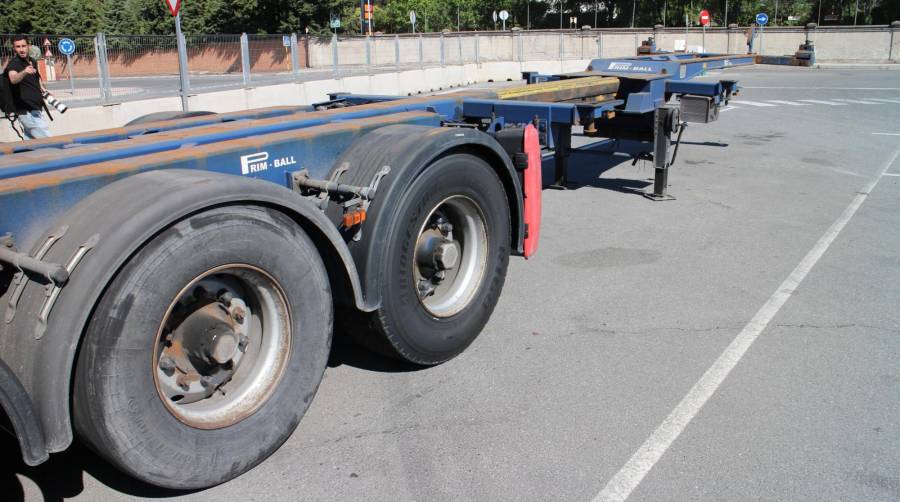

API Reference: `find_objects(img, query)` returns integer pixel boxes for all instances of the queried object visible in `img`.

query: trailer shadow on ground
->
[0,424,190,501]
[327,328,424,373]
[541,148,653,195]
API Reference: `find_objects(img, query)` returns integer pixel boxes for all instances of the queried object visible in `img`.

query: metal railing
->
[2,25,897,109]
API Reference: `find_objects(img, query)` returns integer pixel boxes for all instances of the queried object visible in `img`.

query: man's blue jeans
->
[17,110,51,139]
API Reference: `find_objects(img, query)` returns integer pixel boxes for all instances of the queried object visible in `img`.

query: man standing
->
[5,35,51,139]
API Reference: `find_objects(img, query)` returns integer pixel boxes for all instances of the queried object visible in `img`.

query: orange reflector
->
[342,210,367,228]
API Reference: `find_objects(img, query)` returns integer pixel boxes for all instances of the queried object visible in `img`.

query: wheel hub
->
[153,266,291,429]
[412,197,488,318]
[158,291,251,406]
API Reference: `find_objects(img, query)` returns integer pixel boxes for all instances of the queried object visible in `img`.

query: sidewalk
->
[814,62,900,70]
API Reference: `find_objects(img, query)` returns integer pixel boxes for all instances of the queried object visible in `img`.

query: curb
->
[815,63,900,70]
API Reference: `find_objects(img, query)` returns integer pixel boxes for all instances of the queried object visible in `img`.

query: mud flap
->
[523,124,542,258]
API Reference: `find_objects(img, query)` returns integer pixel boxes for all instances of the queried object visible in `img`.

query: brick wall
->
[57,38,308,78]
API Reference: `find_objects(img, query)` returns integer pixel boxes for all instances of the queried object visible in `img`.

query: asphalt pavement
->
[3,65,899,502]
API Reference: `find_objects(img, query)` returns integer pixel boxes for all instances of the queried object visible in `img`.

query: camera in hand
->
[42,91,68,114]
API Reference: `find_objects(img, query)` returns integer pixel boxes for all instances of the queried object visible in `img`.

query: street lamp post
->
[631,0,636,28]
[560,0,564,30]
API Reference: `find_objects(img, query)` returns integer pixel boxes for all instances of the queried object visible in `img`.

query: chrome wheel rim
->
[153,264,291,429]
[412,196,488,318]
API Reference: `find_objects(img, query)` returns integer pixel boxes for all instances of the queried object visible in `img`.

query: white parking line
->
[857,98,900,104]
[799,99,847,106]
[832,98,881,105]
[884,173,900,177]
[719,106,739,112]
[732,100,776,107]
[593,146,900,502]
[873,132,900,136]
[766,100,810,106]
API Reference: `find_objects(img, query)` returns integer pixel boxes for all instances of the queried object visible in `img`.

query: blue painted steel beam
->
[0,112,442,249]
[665,80,724,96]
[0,98,462,180]
[0,106,313,156]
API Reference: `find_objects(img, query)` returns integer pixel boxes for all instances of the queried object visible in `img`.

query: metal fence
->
[1,30,610,107]
[2,25,898,109]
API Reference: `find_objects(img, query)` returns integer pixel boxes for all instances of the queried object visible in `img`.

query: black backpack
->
[0,63,16,117]
[1,62,25,140]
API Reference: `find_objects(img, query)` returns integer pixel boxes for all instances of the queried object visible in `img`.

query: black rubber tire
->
[72,205,332,490]
[124,110,216,126]
[348,153,510,365]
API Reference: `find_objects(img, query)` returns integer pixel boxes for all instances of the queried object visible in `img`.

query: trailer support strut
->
[549,124,572,189]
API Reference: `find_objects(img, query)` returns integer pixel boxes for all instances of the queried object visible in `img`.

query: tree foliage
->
[0,0,896,35]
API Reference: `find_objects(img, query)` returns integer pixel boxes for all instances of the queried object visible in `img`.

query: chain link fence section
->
[245,34,299,86]
[102,35,178,101]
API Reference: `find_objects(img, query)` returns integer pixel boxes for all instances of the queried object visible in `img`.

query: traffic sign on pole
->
[163,0,181,17]
[699,9,710,26]
[58,38,77,96]
[58,38,76,55]
[409,10,416,33]
[756,12,769,25]
[499,10,508,30]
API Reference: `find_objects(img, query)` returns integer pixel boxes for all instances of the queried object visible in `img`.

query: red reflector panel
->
[522,124,542,258]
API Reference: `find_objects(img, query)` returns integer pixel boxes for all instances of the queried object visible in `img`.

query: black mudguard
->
[328,124,526,309]
[0,358,47,466]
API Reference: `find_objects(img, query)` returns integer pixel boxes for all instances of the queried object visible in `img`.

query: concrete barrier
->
[305,27,900,68]
[0,59,591,142]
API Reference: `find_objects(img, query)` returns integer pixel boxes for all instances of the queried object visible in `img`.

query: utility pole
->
[594,1,598,28]
[854,0,859,25]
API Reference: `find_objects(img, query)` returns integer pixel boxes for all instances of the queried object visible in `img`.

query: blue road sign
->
[58,38,76,55]
[756,13,769,26]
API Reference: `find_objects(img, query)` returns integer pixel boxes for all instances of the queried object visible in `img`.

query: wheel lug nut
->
[200,376,213,388]
[159,356,176,373]
[218,290,233,306]
[232,307,245,324]
[238,335,250,352]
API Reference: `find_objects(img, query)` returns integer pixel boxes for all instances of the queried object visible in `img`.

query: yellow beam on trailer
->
[495,76,620,102]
